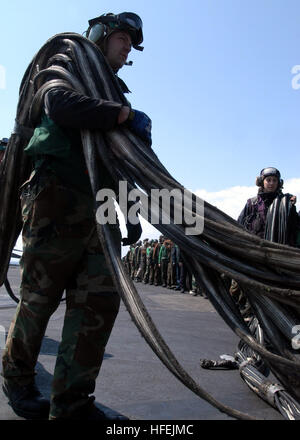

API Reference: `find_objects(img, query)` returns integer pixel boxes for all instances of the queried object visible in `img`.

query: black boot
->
[49,400,128,420]
[2,379,50,420]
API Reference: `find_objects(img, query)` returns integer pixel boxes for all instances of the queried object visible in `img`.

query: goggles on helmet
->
[88,12,144,51]
[0,137,8,147]
[260,167,281,180]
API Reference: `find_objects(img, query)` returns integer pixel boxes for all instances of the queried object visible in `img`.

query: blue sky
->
[1,0,300,245]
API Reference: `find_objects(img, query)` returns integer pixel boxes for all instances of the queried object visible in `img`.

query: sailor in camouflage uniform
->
[2,12,148,420]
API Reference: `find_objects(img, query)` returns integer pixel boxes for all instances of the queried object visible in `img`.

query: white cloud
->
[194,185,256,220]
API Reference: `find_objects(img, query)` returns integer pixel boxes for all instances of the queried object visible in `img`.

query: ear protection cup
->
[256,176,263,187]
[87,23,106,44]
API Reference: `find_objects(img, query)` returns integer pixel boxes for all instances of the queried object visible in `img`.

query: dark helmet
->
[86,12,143,52]
[0,137,8,151]
[256,167,283,188]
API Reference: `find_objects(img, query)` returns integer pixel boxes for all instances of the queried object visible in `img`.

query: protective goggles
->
[88,12,144,51]
[260,167,280,179]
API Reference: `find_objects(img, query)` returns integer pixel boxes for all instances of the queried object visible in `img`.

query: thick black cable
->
[2,32,300,419]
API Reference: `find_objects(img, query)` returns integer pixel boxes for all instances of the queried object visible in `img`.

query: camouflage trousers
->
[2,170,121,419]
[167,262,176,288]
[143,261,151,283]
[135,260,145,281]
[148,263,154,284]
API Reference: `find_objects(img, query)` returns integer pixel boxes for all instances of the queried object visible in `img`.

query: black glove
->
[127,109,152,145]
[122,221,142,246]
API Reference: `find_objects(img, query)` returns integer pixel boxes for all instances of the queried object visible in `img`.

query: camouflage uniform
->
[2,13,146,420]
[128,245,136,279]
[152,240,161,286]
[147,241,155,285]
[135,240,148,282]
[123,249,131,275]
[2,168,121,419]
[133,241,142,281]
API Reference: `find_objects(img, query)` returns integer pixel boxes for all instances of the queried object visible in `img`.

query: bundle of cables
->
[1,33,300,420]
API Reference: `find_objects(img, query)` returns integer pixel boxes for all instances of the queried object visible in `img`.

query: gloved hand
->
[127,109,152,145]
[121,221,142,246]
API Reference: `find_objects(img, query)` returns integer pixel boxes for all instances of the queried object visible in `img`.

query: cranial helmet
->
[0,137,8,151]
[256,167,283,188]
[86,12,144,52]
